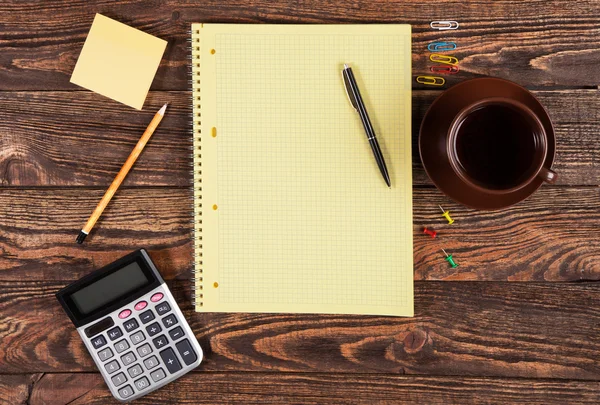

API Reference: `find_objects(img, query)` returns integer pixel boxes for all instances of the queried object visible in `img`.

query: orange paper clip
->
[416,76,445,86]
[430,65,460,74]
[430,54,459,66]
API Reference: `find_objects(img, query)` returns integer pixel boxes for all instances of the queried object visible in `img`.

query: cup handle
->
[538,167,558,184]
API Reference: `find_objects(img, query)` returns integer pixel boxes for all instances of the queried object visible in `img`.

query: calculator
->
[56,249,203,402]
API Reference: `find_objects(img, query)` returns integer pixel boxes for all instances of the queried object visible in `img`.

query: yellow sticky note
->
[70,14,167,110]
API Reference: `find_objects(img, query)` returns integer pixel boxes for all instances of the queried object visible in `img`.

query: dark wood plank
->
[1,1,599,90]
[20,373,600,404]
[0,374,38,405]
[0,187,598,282]
[3,280,600,379]
[1,90,598,187]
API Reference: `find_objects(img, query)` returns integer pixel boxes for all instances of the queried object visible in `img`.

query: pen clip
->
[342,64,359,111]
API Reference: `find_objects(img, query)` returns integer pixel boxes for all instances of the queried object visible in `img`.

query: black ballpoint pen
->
[341,64,391,187]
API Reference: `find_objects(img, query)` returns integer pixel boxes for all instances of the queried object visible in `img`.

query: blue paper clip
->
[427,41,457,52]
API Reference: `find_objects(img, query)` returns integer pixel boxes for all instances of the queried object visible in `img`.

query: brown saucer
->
[419,78,556,210]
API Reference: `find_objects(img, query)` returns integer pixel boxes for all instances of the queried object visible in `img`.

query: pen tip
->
[158,103,168,115]
[344,63,349,69]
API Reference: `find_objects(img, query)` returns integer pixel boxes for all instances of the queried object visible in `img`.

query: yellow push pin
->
[439,205,454,224]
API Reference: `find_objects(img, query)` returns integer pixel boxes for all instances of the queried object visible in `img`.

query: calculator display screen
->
[70,262,150,315]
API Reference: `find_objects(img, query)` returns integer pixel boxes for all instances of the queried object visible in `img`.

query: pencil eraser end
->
[76,231,88,244]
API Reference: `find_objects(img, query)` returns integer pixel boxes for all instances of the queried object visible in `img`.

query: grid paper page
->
[193,24,413,316]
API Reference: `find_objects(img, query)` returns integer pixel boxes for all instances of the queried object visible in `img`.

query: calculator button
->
[128,364,143,378]
[130,331,146,345]
[107,326,123,341]
[134,301,148,311]
[137,343,153,358]
[151,292,164,302]
[155,301,171,316]
[160,347,182,374]
[121,351,137,366]
[153,335,168,350]
[143,355,160,370]
[114,339,130,353]
[150,368,167,382]
[162,314,178,329]
[176,339,198,366]
[168,326,184,341]
[139,310,155,324]
[97,347,114,362]
[91,335,107,349]
[111,372,127,387]
[118,309,132,319]
[105,360,120,374]
[118,385,134,399]
[146,322,162,337]
[134,376,151,391]
[123,319,139,333]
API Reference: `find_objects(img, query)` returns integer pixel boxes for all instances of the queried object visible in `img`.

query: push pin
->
[442,249,459,268]
[439,205,454,224]
[423,227,437,238]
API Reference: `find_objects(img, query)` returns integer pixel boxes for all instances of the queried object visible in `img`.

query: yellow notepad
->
[191,24,413,316]
[71,14,167,110]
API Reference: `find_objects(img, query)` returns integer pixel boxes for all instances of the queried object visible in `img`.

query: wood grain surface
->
[1,1,600,90]
[17,373,600,405]
[0,187,598,282]
[3,280,600,380]
[1,90,599,187]
[1,0,599,403]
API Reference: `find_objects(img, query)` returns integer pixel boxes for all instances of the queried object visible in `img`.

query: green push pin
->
[442,249,459,268]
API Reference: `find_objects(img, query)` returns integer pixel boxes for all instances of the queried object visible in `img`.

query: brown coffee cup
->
[446,97,557,195]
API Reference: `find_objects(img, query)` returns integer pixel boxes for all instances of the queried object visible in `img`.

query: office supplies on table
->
[76,104,167,244]
[430,20,460,30]
[423,227,437,238]
[71,13,167,110]
[342,63,391,187]
[416,76,446,86]
[439,205,455,224]
[427,41,457,52]
[431,65,460,74]
[442,249,459,268]
[190,24,413,316]
[430,54,459,65]
[56,249,203,402]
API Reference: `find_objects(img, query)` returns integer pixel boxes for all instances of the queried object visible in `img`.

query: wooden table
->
[1,1,600,404]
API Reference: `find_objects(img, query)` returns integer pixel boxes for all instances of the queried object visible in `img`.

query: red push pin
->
[423,227,437,238]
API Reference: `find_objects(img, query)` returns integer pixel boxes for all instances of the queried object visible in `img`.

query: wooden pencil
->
[76,103,168,244]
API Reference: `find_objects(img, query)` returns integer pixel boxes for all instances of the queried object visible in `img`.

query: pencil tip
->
[158,103,168,115]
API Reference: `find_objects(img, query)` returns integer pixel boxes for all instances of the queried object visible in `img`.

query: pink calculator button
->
[134,301,147,311]
[118,309,132,319]
[150,293,164,303]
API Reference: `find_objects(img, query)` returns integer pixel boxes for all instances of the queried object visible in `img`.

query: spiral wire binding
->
[189,26,204,308]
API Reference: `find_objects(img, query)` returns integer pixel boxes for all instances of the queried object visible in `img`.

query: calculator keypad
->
[81,286,201,402]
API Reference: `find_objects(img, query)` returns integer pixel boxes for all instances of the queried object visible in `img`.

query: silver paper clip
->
[430,20,459,30]
[427,41,457,52]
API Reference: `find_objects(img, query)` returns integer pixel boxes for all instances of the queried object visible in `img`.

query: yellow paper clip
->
[430,53,459,66]
[430,20,459,30]
[416,76,445,86]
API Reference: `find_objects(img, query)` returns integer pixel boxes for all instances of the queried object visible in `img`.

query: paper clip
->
[430,65,460,74]
[430,20,459,30]
[416,76,445,86]
[427,41,457,52]
[430,54,459,66]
